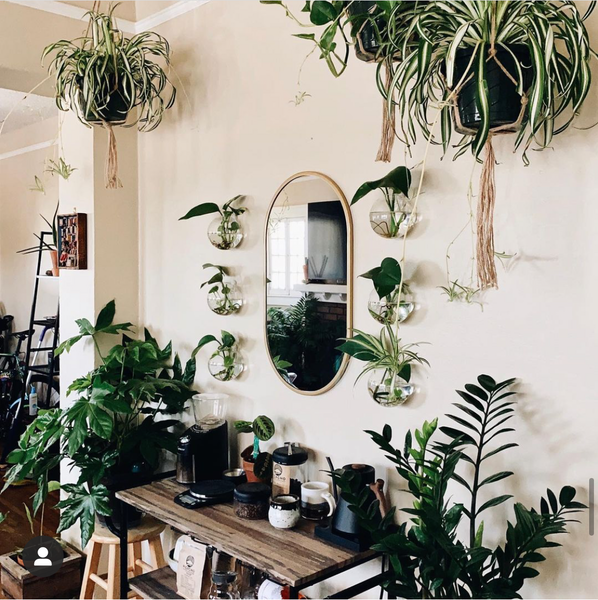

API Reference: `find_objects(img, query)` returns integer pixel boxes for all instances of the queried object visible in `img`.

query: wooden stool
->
[80,516,166,600]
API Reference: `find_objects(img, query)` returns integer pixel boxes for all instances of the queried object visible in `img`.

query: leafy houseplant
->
[42,6,176,188]
[333,375,586,598]
[234,415,276,482]
[193,330,243,381]
[18,202,60,276]
[2,301,196,548]
[201,264,243,315]
[180,195,247,250]
[360,257,414,325]
[351,166,414,238]
[337,324,428,407]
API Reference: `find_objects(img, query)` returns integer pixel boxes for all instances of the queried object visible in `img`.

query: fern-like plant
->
[333,375,586,598]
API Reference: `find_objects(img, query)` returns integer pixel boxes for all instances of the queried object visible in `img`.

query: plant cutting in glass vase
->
[180,195,247,250]
[234,415,276,483]
[337,324,428,407]
[331,375,586,598]
[193,330,244,381]
[360,257,414,325]
[351,166,416,239]
[42,6,176,188]
[1,300,197,548]
[201,263,243,315]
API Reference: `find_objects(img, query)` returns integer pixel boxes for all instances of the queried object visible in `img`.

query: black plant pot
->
[77,79,130,125]
[97,471,146,534]
[347,1,380,62]
[453,45,532,131]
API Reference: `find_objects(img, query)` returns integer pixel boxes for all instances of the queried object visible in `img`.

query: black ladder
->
[23,231,60,408]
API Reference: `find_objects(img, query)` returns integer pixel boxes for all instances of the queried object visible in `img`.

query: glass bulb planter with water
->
[202,264,243,315]
[193,330,244,382]
[337,324,428,407]
[179,195,246,250]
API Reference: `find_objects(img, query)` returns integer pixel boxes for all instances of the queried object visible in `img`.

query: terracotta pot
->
[241,446,270,484]
[49,250,59,277]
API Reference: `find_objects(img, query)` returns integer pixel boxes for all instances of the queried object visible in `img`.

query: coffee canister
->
[271,442,308,497]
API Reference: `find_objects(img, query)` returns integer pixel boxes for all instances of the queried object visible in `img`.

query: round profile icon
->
[21,536,64,577]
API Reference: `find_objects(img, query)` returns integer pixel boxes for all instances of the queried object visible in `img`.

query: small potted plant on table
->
[234,416,276,483]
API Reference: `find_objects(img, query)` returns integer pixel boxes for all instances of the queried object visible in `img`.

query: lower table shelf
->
[129,567,181,600]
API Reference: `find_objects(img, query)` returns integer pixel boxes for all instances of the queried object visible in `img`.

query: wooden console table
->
[116,478,383,599]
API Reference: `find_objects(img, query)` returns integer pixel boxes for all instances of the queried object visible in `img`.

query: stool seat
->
[80,516,166,599]
[92,516,166,545]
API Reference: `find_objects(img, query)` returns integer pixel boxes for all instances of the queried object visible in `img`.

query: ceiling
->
[0,88,56,135]
[59,1,180,23]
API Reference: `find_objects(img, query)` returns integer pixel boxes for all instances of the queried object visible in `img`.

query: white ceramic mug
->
[300,481,336,520]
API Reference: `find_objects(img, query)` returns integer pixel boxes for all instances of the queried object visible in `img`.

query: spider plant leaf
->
[472,42,490,159]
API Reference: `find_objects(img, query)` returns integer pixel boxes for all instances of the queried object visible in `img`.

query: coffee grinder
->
[176,394,229,484]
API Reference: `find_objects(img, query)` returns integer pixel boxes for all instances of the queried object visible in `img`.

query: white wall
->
[136,2,598,597]
[0,118,59,332]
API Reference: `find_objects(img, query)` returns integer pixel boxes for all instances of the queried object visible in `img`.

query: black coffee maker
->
[315,463,376,551]
[176,394,229,484]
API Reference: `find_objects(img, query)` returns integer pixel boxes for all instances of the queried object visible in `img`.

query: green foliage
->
[42,6,175,131]
[3,301,196,548]
[335,376,586,598]
[360,257,403,299]
[351,166,412,206]
[180,196,247,249]
[267,294,345,391]
[45,157,76,180]
[18,202,60,254]
[0,512,5,525]
[337,323,428,385]
[234,415,276,464]
[192,330,239,381]
[439,280,483,309]
[29,176,45,194]
[201,264,241,315]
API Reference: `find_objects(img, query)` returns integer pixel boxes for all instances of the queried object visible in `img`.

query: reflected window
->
[268,213,306,296]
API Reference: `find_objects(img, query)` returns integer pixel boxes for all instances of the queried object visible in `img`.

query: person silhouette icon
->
[33,546,52,567]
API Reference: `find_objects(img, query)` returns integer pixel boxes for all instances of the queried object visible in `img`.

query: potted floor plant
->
[42,6,176,188]
[360,257,414,325]
[333,375,586,597]
[18,203,59,276]
[234,415,276,483]
[1,301,196,548]
[180,195,247,250]
[337,324,428,407]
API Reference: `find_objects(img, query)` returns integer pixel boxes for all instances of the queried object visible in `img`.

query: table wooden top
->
[116,478,376,588]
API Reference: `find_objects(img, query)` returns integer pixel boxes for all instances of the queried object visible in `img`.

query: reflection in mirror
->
[266,173,352,394]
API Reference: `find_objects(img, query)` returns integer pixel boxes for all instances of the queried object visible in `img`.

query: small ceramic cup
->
[269,494,300,529]
[300,482,336,521]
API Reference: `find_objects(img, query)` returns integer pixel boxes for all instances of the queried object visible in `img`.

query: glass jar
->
[369,195,418,239]
[234,483,270,520]
[209,571,241,599]
[208,215,243,250]
[208,276,243,315]
[268,494,300,530]
[367,288,415,325]
[208,347,244,381]
[271,442,308,497]
[367,368,414,407]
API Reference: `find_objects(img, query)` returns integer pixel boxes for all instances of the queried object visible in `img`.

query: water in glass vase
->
[207,277,243,315]
[208,215,243,250]
[367,369,414,407]
[209,348,244,381]
[369,194,418,239]
[367,289,414,325]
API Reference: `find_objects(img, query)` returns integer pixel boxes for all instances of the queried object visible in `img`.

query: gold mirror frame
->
[264,171,353,396]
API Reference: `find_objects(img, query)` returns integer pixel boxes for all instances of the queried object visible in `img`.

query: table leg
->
[288,586,299,599]
[119,501,129,600]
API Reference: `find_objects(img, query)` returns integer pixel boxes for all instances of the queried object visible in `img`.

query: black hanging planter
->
[347,1,381,62]
[77,77,130,125]
[452,44,533,132]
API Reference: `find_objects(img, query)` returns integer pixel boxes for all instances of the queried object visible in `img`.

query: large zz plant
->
[42,6,176,187]
[334,375,586,598]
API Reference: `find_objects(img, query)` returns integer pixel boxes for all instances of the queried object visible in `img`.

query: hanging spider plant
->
[42,6,176,188]
[337,325,429,407]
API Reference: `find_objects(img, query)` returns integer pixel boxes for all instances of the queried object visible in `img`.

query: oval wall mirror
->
[265,172,353,395]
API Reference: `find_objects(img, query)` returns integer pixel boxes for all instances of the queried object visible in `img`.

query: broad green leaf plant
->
[180,195,247,250]
[334,375,586,598]
[193,330,242,381]
[234,415,276,479]
[2,300,196,548]
[201,263,242,315]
